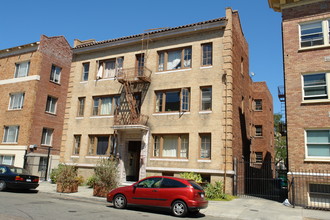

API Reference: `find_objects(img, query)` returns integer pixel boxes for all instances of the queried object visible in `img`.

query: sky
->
[0,0,284,114]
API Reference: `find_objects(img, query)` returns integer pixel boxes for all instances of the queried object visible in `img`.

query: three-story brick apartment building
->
[269,0,330,208]
[60,8,274,194]
[0,35,72,179]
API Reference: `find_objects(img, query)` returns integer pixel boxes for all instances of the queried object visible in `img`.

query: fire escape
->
[114,55,151,127]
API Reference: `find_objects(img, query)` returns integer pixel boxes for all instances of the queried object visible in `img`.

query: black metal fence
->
[288,170,330,210]
[235,159,288,202]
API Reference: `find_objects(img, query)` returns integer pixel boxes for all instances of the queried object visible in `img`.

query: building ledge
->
[112,125,149,130]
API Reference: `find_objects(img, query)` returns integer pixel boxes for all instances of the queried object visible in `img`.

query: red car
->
[107,176,208,217]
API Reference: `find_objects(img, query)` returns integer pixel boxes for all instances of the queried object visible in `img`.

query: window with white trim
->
[303,73,329,100]
[3,126,19,143]
[255,152,263,163]
[41,128,53,146]
[152,134,189,158]
[14,61,30,78]
[0,155,15,165]
[155,88,190,113]
[201,87,212,111]
[202,43,212,66]
[9,92,25,110]
[300,20,330,48]
[82,62,89,81]
[88,135,113,155]
[50,65,61,83]
[200,133,211,159]
[255,125,263,137]
[158,47,192,71]
[306,130,330,158]
[45,96,57,114]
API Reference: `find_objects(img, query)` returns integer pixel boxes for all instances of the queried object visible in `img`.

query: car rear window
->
[10,167,29,174]
[189,181,204,190]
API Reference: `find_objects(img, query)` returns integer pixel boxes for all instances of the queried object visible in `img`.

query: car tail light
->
[15,176,24,181]
[33,178,39,183]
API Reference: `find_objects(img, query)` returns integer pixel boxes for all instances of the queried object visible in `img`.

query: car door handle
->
[152,190,158,192]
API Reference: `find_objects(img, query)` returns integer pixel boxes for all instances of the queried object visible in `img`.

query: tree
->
[274,113,287,167]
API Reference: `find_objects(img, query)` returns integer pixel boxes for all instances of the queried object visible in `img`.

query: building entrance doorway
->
[126,141,141,181]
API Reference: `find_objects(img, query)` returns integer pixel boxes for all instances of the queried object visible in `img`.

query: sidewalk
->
[37,181,329,219]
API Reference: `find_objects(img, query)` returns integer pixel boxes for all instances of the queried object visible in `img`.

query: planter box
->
[56,182,78,193]
[93,185,109,197]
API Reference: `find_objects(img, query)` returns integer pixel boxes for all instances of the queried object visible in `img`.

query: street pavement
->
[37,181,329,220]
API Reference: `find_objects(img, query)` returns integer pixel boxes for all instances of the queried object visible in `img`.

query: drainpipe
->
[223,73,228,194]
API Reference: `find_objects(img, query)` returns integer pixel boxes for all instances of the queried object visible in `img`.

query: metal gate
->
[235,159,288,202]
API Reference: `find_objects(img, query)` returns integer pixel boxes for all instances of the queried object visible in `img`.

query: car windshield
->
[10,167,29,174]
[189,180,204,191]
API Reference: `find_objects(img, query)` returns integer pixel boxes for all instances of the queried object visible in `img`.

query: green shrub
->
[204,181,231,200]
[76,175,84,186]
[86,175,96,188]
[55,164,78,190]
[179,172,202,183]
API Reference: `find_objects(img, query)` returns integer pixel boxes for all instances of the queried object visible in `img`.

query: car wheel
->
[113,194,127,209]
[172,200,188,217]
[0,180,6,191]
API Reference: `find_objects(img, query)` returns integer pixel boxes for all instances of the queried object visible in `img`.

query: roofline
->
[73,17,227,54]
[0,42,39,58]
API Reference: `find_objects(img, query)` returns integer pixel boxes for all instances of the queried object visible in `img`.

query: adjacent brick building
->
[269,0,330,208]
[60,8,274,194]
[0,35,72,178]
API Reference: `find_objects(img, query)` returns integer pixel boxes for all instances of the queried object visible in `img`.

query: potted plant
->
[93,157,119,197]
[55,164,79,193]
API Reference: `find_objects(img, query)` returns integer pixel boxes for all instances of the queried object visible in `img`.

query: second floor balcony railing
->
[116,66,152,83]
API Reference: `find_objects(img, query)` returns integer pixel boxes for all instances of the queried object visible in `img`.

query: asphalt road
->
[0,190,218,220]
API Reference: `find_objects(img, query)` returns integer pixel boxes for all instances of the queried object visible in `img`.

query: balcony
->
[113,113,149,130]
[278,86,285,102]
[116,67,152,83]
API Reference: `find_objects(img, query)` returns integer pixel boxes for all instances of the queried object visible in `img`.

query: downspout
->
[223,73,228,194]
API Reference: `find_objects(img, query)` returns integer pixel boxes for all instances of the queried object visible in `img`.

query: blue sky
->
[0,0,283,114]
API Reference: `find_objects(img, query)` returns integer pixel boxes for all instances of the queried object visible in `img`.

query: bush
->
[94,157,119,191]
[204,181,231,200]
[50,168,59,183]
[76,175,84,186]
[86,175,96,188]
[179,172,202,183]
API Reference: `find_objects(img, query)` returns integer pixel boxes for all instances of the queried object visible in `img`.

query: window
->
[153,134,189,158]
[155,88,190,112]
[0,155,15,165]
[38,157,47,172]
[255,125,263,137]
[255,152,263,163]
[92,96,120,116]
[9,92,24,110]
[41,128,53,146]
[254,99,262,111]
[3,126,19,143]
[201,87,212,111]
[306,130,330,158]
[136,53,145,76]
[77,97,85,117]
[88,135,112,155]
[45,96,57,114]
[97,57,123,79]
[73,135,81,155]
[158,47,192,71]
[161,178,187,188]
[14,61,30,78]
[300,20,330,48]
[50,65,61,83]
[200,133,211,159]
[136,177,162,188]
[82,63,90,81]
[309,184,330,206]
[202,43,212,66]
[303,73,329,100]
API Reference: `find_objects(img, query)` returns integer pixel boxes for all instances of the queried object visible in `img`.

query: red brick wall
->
[282,3,330,170]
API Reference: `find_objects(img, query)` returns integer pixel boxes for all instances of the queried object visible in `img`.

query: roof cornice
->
[0,42,39,58]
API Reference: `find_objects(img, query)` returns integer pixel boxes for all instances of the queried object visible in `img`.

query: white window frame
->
[201,87,212,111]
[155,88,190,113]
[305,129,330,160]
[299,19,330,49]
[8,92,25,110]
[3,126,19,143]
[45,96,58,114]
[14,61,30,78]
[41,128,53,146]
[96,57,123,79]
[0,155,15,165]
[82,63,89,81]
[302,72,330,101]
[50,65,61,84]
